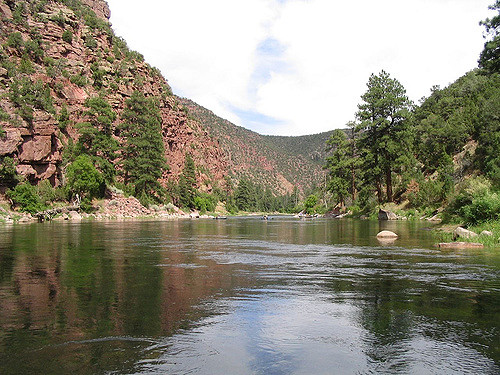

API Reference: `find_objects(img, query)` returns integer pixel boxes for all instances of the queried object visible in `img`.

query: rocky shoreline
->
[0,195,212,224]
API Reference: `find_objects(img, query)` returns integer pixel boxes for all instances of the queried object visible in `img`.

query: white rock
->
[453,227,477,239]
[68,211,82,221]
[376,230,398,238]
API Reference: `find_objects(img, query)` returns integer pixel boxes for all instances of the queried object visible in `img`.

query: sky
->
[106,0,494,136]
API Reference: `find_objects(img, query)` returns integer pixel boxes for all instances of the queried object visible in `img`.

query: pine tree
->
[479,1,500,73]
[355,70,413,202]
[178,153,197,209]
[325,129,357,206]
[235,178,255,211]
[120,91,167,203]
[76,97,118,183]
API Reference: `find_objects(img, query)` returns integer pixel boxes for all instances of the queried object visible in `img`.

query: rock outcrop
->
[378,209,398,220]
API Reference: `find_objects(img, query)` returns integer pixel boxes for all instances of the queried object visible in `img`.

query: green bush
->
[304,194,318,215]
[62,29,73,44]
[0,157,19,187]
[50,11,66,27]
[58,105,70,130]
[445,177,500,225]
[12,3,27,25]
[70,73,87,87]
[85,35,98,49]
[19,57,34,74]
[37,180,65,205]
[460,191,500,225]
[194,193,218,214]
[6,32,24,50]
[9,78,55,115]
[66,155,105,205]
[7,182,45,214]
[24,39,44,63]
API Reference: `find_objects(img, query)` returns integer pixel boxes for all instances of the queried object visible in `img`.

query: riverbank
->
[2,196,499,248]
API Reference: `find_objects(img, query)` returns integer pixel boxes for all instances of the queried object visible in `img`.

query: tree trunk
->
[351,166,357,202]
[386,168,393,202]
[376,178,383,203]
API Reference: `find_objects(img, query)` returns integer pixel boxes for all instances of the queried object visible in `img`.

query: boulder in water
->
[376,230,398,238]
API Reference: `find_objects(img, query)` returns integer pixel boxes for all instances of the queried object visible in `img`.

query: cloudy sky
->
[106,0,493,136]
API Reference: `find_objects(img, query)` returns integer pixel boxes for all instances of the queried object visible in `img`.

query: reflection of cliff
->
[0,221,250,372]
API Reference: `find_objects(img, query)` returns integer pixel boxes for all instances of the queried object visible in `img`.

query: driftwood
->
[36,206,80,222]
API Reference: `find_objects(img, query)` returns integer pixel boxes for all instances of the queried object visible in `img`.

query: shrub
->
[70,73,87,87]
[6,32,24,50]
[37,180,65,205]
[85,35,97,49]
[58,105,70,130]
[90,62,105,88]
[304,194,318,215]
[66,155,105,205]
[0,157,18,187]
[445,176,500,225]
[62,29,73,44]
[19,57,34,74]
[460,191,500,225]
[24,39,45,63]
[12,3,27,25]
[7,183,45,214]
[194,193,218,214]
[9,78,55,115]
[50,11,66,27]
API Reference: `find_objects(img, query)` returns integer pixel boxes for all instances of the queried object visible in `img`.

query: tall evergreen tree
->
[178,153,197,209]
[479,1,500,73]
[120,91,167,203]
[76,97,118,183]
[325,128,358,205]
[355,70,413,202]
[235,178,255,211]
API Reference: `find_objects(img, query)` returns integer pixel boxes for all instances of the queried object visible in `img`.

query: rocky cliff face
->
[0,0,227,190]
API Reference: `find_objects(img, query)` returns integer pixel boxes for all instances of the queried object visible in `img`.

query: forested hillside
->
[179,97,331,195]
[322,0,500,230]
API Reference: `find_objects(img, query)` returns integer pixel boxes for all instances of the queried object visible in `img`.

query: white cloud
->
[107,0,494,135]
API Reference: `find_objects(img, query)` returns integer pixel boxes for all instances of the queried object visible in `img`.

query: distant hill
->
[179,98,334,195]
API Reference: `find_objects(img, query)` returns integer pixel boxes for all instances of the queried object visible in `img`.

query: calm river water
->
[0,218,499,374]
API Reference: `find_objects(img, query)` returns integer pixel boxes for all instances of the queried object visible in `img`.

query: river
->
[0,218,499,374]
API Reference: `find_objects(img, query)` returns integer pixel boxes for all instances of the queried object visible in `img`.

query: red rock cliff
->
[0,0,227,190]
